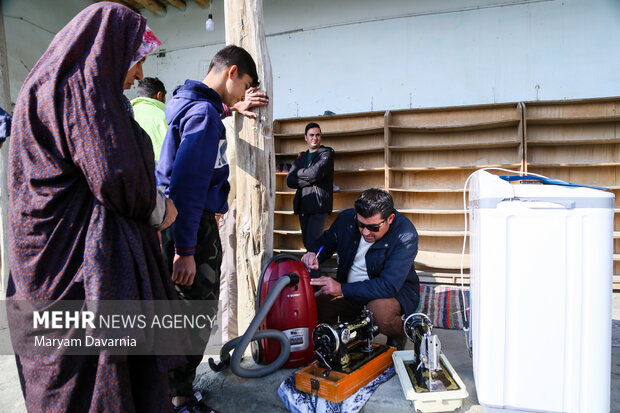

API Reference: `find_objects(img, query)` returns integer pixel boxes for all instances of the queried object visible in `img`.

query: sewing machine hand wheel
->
[403,313,433,342]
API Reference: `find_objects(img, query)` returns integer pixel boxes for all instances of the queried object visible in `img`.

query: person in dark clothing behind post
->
[286,122,335,251]
[302,188,420,350]
[0,107,11,149]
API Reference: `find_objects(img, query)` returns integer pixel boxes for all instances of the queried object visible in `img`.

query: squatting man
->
[301,188,420,350]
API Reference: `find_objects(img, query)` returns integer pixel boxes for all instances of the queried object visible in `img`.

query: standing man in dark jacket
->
[302,188,419,349]
[287,122,335,250]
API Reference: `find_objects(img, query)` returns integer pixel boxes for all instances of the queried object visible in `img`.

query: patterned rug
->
[414,284,470,330]
[278,367,395,413]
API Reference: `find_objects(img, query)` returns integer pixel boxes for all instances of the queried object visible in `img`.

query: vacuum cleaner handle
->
[255,253,302,310]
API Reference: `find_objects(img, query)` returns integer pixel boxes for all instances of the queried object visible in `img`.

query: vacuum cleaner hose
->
[208,275,293,378]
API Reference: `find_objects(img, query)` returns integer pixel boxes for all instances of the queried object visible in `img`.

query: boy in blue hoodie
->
[156,45,259,410]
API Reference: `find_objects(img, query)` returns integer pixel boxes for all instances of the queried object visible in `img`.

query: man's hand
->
[172,254,196,286]
[231,87,269,118]
[156,198,177,231]
[309,276,342,297]
[301,252,319,270]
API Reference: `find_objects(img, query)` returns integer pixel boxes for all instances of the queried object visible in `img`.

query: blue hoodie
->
[156,80,230,255]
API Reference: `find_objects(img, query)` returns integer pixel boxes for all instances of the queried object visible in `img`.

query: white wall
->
[2,0,91,107]
[3,0,620,118]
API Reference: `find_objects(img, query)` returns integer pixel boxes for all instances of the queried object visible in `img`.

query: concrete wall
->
[2,0,90,107]
[3,0,620,118]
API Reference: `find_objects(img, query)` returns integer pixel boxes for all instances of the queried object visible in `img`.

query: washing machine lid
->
[469,170,615,209]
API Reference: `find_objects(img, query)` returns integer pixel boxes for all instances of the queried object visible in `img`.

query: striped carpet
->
[414,284,470,330]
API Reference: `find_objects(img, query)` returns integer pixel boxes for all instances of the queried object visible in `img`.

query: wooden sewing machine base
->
[295,341,395,403]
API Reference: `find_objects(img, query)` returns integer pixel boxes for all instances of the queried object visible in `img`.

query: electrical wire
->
[459,167,549,354]
[4,15,56,35]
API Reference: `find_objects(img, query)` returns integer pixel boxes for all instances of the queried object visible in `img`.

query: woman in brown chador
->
[8,3,180,411]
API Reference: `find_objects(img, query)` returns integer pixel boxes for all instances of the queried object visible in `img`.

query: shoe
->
[386,335,407,351]
[276,163,283,172]
[173,389,220,413]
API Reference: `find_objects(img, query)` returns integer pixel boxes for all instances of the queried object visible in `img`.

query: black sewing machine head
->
[403,313,447,392]
[312,308,381,376]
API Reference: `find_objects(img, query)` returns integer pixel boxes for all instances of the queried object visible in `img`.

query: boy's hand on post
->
[172,254,196,286]
[231,87,269,118]
[301,252,319,270]
[309,276,342,297]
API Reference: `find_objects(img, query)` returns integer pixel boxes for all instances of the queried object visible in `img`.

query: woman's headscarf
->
[124,25,161,116]
[130,25,161,68]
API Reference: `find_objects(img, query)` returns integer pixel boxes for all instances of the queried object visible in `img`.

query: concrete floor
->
[1,293,619,412]
[196,328,482,413]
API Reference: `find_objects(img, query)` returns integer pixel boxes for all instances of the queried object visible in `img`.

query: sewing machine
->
[295,308,396,402]
[392,313,469,412]
[403,313,446,392]
[311,308,379,376]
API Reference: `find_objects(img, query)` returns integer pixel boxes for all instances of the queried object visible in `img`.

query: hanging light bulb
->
[205,14,214,32]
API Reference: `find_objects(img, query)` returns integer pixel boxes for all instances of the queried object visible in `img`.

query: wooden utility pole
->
[224,0,274,334]
[0,2,11,298]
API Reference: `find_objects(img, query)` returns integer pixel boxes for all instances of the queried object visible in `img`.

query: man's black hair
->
[305,122,321,135]
[136,77,166,98]
[208,45,260,88]
[354,188,395,220]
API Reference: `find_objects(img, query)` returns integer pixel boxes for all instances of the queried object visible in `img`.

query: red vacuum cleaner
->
[209,253,317,377]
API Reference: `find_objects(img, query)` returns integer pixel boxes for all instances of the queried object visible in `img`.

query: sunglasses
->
[354,215,385,232]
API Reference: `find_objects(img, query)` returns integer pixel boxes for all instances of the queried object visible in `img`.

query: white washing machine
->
[469,170,614,413]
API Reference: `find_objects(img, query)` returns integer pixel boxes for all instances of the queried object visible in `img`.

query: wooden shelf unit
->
[384,103,523,283]
[523,98,620,290]
[274,97,620,289]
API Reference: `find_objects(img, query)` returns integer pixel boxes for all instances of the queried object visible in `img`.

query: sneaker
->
[386,335,407,351]
[173,389,220,413]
